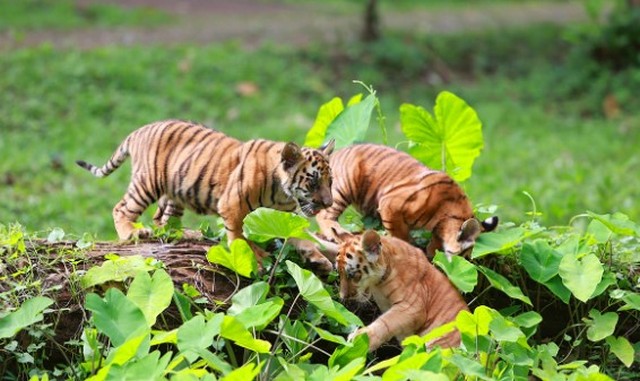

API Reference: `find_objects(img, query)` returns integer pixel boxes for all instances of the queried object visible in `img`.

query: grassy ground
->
[0,2,638,240]
[0,0,169,31]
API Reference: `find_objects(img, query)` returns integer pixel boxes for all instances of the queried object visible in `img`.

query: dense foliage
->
[1,0,639,379]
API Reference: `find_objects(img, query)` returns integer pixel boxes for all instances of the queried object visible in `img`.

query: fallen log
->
[1,238,250,369]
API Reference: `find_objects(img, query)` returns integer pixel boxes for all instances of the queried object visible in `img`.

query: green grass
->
[0,0,169,32]
[1,17,638,240]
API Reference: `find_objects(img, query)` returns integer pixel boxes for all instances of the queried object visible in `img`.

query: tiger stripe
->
[77,119,335,267]
[336,230,468,351]
[316,143,498,259]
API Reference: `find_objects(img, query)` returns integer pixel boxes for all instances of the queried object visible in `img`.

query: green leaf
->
[206,239,258,278]
[519,240,562,283]
[382,352,440,381]
[177,313,223,354]
[542,275,572,304]
[477,266,532,306]
[611,290,640,311]
[587,211,638,236]
[304,97,345,148]
[311,325,350,346]
[401,91,483,182]
[243,207,312,242]
[328,333,368,369]
[432,252,478,293]
[227,282,283,330]
[324,93,376,149]
[590,271,616,299]
[472,226,541,258]
[558,253,604,303]
[0,297,54,339]
[127,270,174,327]
[234,299,283,331]
[456,306,494,337]
[221,362,263,381]
[221,315,271,353]
[105,350,169,381]
[85,288,148,347]
[489,315,525,342]
[81,255,159,288]
[447,354,492,380]
[46,227,65,243]
[585,310,618,342]
[605,336,635,367]
[285,260,362,327]
[512,311,542,329]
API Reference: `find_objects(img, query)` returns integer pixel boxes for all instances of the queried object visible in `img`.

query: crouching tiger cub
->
[316,144,498,260]
[76,119,335,269]
[336,229,468,351]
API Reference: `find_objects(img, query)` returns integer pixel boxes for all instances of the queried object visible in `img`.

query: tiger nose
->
[319,192,333,208]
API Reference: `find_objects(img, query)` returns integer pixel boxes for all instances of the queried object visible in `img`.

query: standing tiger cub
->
[316,144,498,260]
[336,229,468,351]
[76,119,335,268]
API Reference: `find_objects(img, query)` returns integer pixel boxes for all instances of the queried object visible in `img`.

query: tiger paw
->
[130,228,153,240]
[348,327,367,342]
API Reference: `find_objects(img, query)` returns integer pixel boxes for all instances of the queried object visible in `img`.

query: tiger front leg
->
[288,238,333,275]
[112,185,155,240]
[350,303,419,351]
[222,215,269,268]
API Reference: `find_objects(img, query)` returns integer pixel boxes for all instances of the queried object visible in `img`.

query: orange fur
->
[77,119,335,268]
[336,230,468,351]
[317,144,498,260]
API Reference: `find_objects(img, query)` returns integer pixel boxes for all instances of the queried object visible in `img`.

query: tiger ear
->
[282,142,302,170]
[458,218,481,242]
[331,226,353,243]
[321,139,335,156]
[481,216,499,232]
[361,229,381,263]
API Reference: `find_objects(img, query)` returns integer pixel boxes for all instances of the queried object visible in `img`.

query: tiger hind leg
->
[113,181,156,240]
[152,197,203,240]
[152,196,184,227]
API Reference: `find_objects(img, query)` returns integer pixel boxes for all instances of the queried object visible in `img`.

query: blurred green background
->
[1,0,638,240]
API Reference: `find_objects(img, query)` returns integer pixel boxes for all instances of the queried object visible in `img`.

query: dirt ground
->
[0,0,588,51]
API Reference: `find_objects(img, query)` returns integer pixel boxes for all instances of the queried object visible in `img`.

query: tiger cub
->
[316,144,498,260]
[76,119,335,268]
[336,229,468,351]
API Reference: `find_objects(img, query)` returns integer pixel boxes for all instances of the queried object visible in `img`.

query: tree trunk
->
[362,0,381,42]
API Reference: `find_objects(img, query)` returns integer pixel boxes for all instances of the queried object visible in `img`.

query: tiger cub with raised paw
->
[336,229,468,351]
[76,119,335,270]
[316,144,498,260]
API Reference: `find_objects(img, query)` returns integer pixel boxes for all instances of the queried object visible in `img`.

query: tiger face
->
[280,140,335,217]
[336,230,385,301]
[434,216,499,260]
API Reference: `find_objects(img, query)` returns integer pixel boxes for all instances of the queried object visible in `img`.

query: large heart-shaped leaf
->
[401,91,483,182]
[324,93,376,149]
[85,288,148,347]
[558,253,604,303]
[304,97,345,148]
[207,239,258,278]
[432,252,478,293]
[227,283,283,330]
[0,297,54,339]
[585,309,618,342]
[127,270,174,327]
[606,336,635,367]
[472,226,542,258]
[519,240,562,283]
[243,207,312,242]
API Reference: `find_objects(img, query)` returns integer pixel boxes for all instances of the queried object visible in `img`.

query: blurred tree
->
[361,0,380,42]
